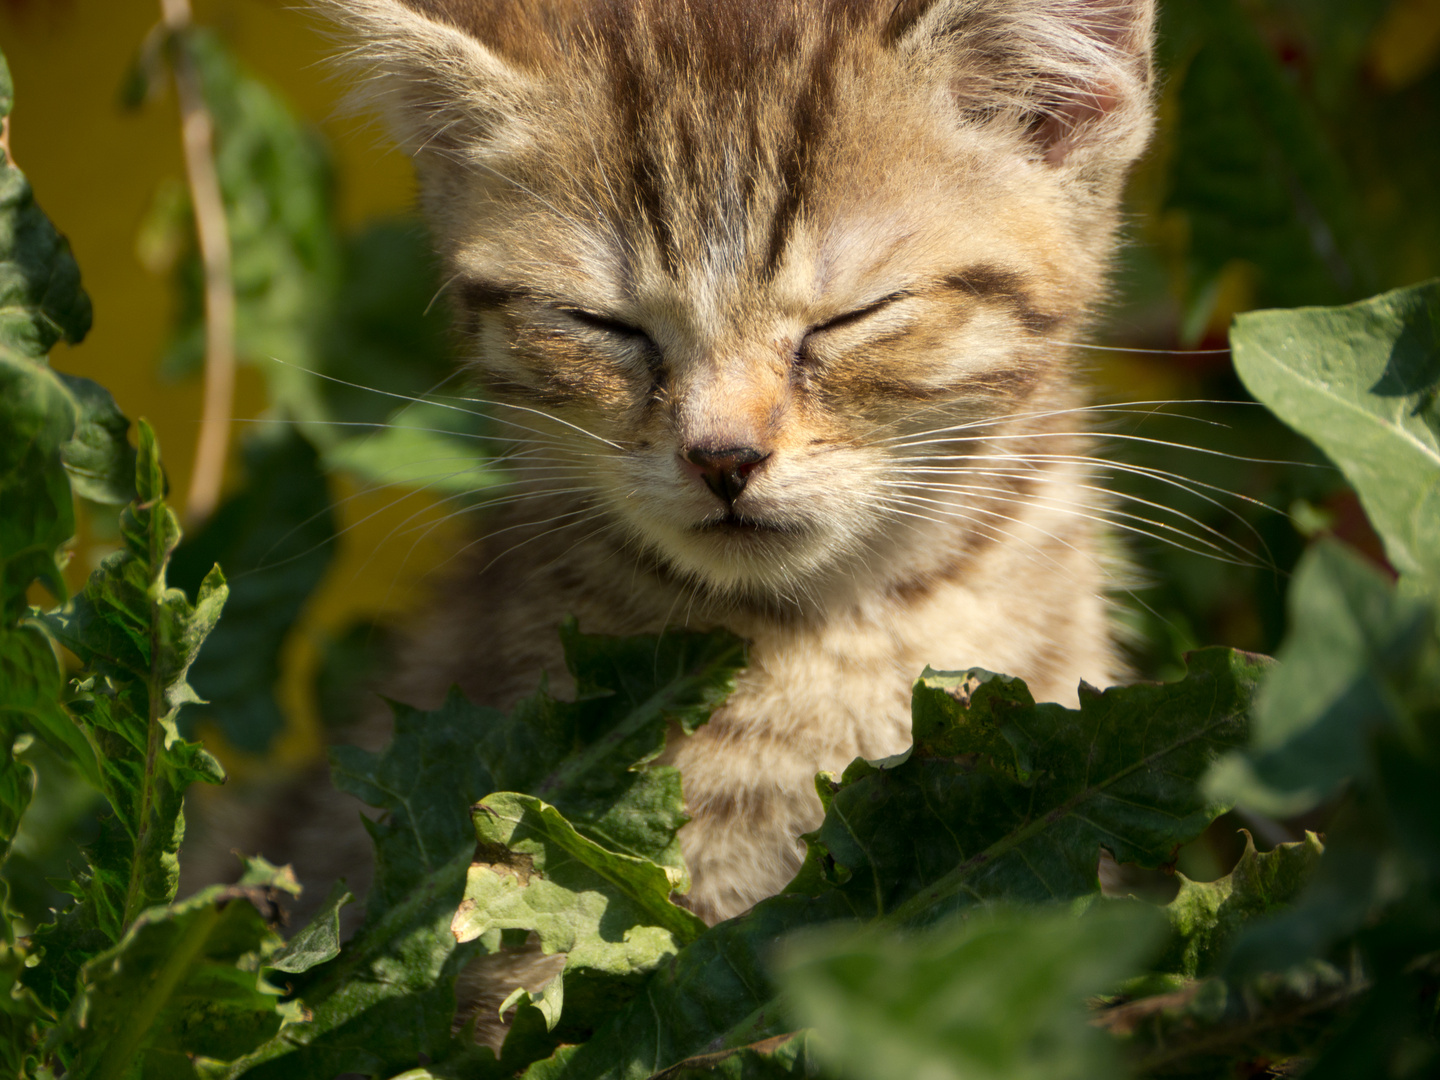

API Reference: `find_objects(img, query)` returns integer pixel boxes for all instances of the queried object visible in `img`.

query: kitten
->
[191,0,1155,936]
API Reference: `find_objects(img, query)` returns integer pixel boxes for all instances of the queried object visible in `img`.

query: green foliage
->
[1155,832,1325,982]
[226,623,746,1079]
[647,1033,821,1079]
[1161,1,1365,338]
[168,429,336,752]
[780,904,1166,1080]
[455,791,707,1033]
[0,44,301,1073]
[50,858,302,1080]
[128,27,493,753]
[0,40,101,964]
[527,651,1259,1080]
[1154,0,1439,335]
[0,100,91,360]
[1206,541,1436,816]
[135,28,491,503]
[24,423,229,1016]
[157,28,337,390]
[1197,283,1440,1076]
[1231,279,1440,590]
[8,8,1440,1078]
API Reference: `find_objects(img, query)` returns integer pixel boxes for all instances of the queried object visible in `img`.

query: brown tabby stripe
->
[944,265,1060,334]
[762,35,843,278]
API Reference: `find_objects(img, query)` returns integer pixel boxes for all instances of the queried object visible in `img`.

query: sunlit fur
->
[280,0,1158,933]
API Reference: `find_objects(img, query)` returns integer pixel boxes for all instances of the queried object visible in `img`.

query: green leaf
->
[456,794,705,952]
[1206,540,1438,816]
[226,625,743,1078]
[0,352,76,618]
[779,904,1165,1080]
[53,863,301,1080]
[0,146,92,360]
[1231,279,1440,591]
[538,648,1264,1080]
[490,620,747,877]
[647,1033,824,1079]
[224,695,499,1078]
[1155,832,1325,980]
[0,731,36,940]
[56,375,136,507]
[168,429,335,753]
[267,883,351,977]
[24,423,227,1016]
[0,624,92,786]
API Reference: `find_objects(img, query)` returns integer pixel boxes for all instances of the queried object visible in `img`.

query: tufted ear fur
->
[888,0,1156,174]
[312,0,545,162]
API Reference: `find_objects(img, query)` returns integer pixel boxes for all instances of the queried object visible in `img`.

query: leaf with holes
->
[527,648,1264,1080]
[224,623,743,1079]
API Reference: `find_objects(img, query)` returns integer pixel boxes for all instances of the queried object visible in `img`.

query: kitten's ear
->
[313,0,540,160]
[890,0,1156,170]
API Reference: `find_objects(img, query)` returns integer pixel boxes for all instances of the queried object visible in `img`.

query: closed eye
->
[808,290,911,336]
[796,291,912,367]
[561,307,652,343]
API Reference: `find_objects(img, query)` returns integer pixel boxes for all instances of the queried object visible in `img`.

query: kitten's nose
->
[684,446,770,505]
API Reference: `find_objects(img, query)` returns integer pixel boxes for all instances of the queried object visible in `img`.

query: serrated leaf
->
[54,867,300,1080]
[535,648,1264,1080]
[1156,832,1325,980]
[497,620,747,876]
[24,423,227,1016]
[168,428,335,753]
[779,904,1165,1080]
[456,794,706,954]
[227,625,743,1079]
[1205,540,1438,816]
[1231,279,1440,591]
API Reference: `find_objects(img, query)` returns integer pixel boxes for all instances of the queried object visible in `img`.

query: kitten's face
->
[329,0,1155,603]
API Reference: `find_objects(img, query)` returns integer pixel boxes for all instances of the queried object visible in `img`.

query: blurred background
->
[2,0,1438,916]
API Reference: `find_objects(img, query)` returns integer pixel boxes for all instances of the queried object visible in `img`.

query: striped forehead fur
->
[319,0,1153,169]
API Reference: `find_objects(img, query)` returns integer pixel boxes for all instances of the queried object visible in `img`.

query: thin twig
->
[0,115,14,169]
[162,0,235,525]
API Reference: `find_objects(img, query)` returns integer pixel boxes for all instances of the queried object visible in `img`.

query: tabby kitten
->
[272,0,1156,927]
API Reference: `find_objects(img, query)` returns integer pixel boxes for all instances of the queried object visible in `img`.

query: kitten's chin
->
[636,511,841,599]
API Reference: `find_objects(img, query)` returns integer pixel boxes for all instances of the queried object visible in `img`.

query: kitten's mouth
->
[694,512,800,537]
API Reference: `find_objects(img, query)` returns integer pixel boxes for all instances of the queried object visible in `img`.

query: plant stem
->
[161,0,235,526]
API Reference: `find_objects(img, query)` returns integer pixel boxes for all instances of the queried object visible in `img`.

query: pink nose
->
[683,446,770,505]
